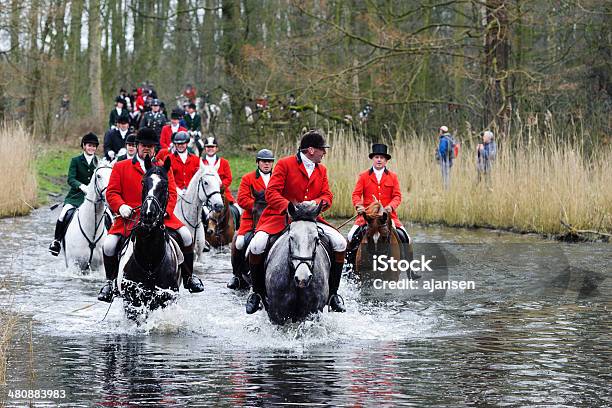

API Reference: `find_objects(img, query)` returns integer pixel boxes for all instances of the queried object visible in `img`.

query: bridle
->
[287,221,320,274]
[178,175,221,230]
[84,165,112,205]
[137,176,168,232]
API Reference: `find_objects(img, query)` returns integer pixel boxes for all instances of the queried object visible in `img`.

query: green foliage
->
[226,154,256,192]
[36,147,80,203]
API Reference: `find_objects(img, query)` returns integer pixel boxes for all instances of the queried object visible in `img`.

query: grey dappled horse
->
[265,202,331,324]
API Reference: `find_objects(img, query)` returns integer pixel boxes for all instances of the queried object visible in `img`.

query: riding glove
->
[119,204,133,218]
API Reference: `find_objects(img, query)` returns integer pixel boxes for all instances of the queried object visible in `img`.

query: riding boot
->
[49,220,64,256]
[328,251,346,312]
[228,247,248,290]
[98,254,119,302]
[245,253,265,314]
[345,232,362,270]
[181,251,204,293]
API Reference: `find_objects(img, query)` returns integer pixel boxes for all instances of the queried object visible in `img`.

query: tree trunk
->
[89,0,105,128]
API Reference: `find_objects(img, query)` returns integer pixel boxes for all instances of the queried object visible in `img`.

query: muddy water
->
[0,209,610,407]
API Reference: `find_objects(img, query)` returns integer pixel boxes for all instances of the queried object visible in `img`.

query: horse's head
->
[205,186,229,236]
[250,186,267,228]
[287,202,323,288]
[199,166,224,212]
[363,201,391,244]
[140,156,170,229]
[92,159,114,203]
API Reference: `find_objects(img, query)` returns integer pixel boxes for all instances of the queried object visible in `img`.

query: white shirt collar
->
[373,166,385,182]
[205,155,217,165]
[116,107,122,114]
[171,123,179,132]
[136,155,146,172]
[260,172,271,187]
[119,128,128,138]
[190,112,196,118]
[84,153,95,165]
[300,152,315,177]
[178,150,188,163]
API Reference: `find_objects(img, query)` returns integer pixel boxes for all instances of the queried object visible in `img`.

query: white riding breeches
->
[248,223,347,255]
[103,226,193,257]
[58,204,75,221]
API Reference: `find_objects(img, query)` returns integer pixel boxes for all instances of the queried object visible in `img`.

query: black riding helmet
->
[173,131,190,144]
[299,129,330,150]
[81,132,99,147]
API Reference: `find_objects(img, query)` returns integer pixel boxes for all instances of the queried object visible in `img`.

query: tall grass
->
[0,122,38,217]
[324,129,612,235]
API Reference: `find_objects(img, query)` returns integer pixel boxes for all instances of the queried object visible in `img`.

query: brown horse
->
[229,187,267,288]
[353,201,413,283]
[205,187,236,247]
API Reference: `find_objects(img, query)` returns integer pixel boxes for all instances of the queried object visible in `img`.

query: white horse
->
[63,160,114,272]
[174,164,224,263]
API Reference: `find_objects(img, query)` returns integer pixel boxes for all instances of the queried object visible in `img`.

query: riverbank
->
[324,130,612,238]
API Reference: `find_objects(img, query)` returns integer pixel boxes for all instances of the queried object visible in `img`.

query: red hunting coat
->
[236,169,268,235]
[106,156,184,236]
[256,154,333,235]
[167,151,200,190]
[202,156,235,203]
[159,125,187,149]
[352,168,403,227]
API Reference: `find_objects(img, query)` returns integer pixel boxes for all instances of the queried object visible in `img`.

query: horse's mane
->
[290,201,321,222]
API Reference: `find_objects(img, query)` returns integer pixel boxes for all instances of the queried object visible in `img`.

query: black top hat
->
[369,143,391,160]
[81,132,99,146]
[299,130,330,150]
[136,127,159,145]
[188,102,196,109]
[117,116,129,124]
[125,133,137,144]
[115,96,125,104]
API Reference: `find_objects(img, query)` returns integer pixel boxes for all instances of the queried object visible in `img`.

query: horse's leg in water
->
[98,233,121,302]
[169,227,204,293]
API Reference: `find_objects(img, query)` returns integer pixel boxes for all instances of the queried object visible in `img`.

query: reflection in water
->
[0,210,610,406]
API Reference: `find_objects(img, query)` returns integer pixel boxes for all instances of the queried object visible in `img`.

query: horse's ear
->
[288,202,296,218]
[381,211,388,224]
[163,157,171,172]
[144,155,152,171]
[316,201,323,216]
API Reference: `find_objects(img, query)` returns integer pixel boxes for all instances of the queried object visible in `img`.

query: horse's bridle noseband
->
[85,165,112,205]
[138,180,168,231]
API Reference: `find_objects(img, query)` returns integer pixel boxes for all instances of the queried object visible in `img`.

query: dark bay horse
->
[230,187,267,288]
[118,157,181,321]
[265,202,331,325]
[353,201,414,283]
[205,187,237,247]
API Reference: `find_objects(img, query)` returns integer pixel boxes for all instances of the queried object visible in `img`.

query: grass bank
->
[325,130,612,236]
[0,123,37,217]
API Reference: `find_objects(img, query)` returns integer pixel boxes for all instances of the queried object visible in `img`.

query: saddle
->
[263,224,332,266]
[59,208,77,241]
[229,203,241,230]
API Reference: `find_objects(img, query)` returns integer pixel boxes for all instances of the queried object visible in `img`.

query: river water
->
[0,209,610,407]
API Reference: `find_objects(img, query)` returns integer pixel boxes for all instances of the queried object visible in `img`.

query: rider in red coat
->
[97,127,204,303]
[201,136,236,203]
[227,149,275,290]
[159,109,187,150]
[245,130,347,314]
[166,131,201,192]
[346,143,410,266]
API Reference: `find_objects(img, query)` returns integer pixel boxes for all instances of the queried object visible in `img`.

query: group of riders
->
[48,90,411,315]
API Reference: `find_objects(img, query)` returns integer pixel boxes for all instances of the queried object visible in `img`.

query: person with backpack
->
[436,125,456,190]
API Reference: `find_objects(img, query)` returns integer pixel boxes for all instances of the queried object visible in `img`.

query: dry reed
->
[0,122,38,217]
[324,129,612,235]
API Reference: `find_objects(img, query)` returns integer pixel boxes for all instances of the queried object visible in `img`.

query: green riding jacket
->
[64,153,98,207]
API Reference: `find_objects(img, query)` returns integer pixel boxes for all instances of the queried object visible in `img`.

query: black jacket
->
[104,128,128,160]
